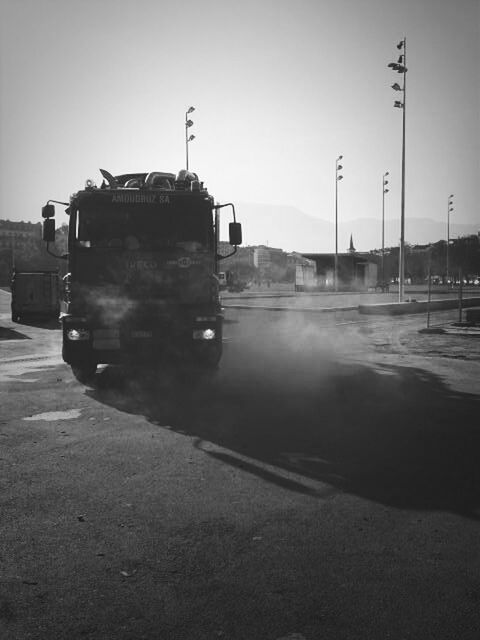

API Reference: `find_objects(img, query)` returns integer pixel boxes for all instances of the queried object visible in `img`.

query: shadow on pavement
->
[13,317,61,330]
[0,327,30,340]
[86,345,480,519]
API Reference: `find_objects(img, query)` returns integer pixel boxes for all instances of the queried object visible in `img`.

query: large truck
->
[41,169,242,382]
[10,269,60,322]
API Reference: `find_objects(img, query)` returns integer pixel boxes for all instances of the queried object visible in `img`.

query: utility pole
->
[388,38,407,301]
[447,194,454,285]
[382,171,390,288]
[334,155,343,291]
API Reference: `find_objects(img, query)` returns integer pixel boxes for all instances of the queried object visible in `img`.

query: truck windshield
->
[76,201,213,251]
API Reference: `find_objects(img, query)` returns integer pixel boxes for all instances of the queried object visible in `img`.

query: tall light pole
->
[382,171,390,287]
[447,194,454,284]
[335,155,343,292]
[185,106,195,170]
[388,38,407,301]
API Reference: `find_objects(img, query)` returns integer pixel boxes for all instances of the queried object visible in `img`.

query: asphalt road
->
[1,289,480,640]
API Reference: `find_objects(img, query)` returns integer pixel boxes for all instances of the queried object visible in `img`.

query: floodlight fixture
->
[185,106,196,170]
[334,155,344,291]
[381,170,391,287]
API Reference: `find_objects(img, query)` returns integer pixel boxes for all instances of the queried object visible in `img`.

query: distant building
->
[218,241,255,265]
[302,251,378,291]
[253,245,287,270]
[287,251,316,268]
[288,252,317,291]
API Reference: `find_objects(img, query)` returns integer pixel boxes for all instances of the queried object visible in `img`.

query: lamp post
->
[447,194,454,285]
[382,171,390,288]
[388,38,407,301]
[185,106,195,170]
[335,155,343,292]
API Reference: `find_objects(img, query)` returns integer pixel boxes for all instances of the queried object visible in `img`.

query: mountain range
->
[235,202,479,254]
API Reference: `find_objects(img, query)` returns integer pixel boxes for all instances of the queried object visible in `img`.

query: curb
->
[223,304,358,313]
[359,297,480,316]
[224,297,480,316]
[419,326,480,337]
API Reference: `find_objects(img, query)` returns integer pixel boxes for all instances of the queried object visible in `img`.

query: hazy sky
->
[1,0,479,246]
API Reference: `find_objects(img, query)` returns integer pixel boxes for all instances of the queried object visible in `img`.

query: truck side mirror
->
[43,218,56,242]
[229,222,242,246]
[42,204,55,219]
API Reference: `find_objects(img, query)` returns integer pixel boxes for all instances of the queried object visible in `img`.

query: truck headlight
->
[193,328,216,340]
[67,328,91,341]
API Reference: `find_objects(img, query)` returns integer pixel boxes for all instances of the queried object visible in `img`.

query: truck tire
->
[194,343,222,369]
[71,362,97,384]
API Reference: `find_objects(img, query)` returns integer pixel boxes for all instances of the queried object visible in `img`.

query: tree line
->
[375,235,480,284]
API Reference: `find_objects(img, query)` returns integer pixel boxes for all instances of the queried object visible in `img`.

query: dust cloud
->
[88,308,374,433]
[220,309,371,391]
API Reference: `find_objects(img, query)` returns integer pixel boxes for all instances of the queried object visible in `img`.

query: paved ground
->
[1,288,480,640]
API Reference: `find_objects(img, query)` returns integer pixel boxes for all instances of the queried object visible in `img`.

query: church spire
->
[349,234,356,253]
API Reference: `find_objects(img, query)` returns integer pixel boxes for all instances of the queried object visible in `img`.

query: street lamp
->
[388,38,407,301]
[185,106,195,170]
[382,171,390,288]
[447,194,454,285]
[335,155,344,292]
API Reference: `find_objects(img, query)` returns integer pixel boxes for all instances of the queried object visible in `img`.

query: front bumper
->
[62,309,223,365]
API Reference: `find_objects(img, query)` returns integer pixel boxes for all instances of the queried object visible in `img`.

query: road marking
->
[334,320,370,326]
[0,354,60,364]
[23,409,81,421]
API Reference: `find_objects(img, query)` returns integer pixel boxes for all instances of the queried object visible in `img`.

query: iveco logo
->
[178,257,192,268]
[127,260,158,270]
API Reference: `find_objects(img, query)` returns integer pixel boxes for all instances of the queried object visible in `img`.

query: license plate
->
[131,330,153,338]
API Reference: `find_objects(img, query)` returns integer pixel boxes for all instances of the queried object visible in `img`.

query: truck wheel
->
[195,343,222,369]
[71,363,97,384]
